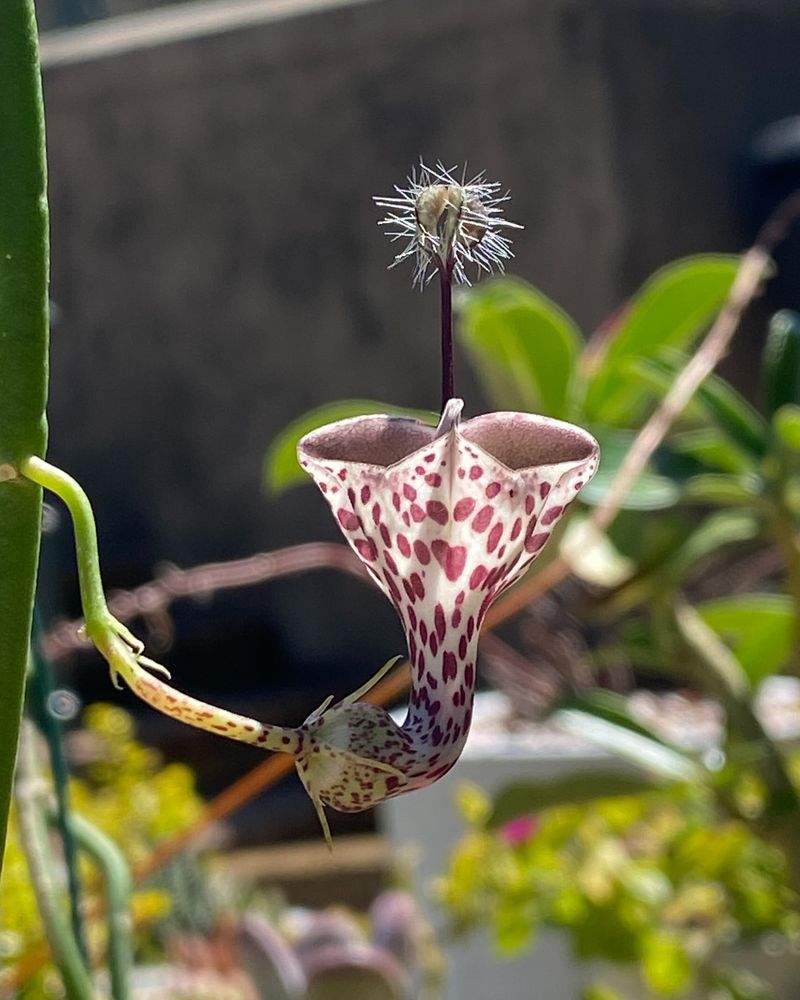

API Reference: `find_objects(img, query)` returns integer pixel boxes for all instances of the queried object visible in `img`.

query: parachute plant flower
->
[294,399,597,837]
[23,160,598,848]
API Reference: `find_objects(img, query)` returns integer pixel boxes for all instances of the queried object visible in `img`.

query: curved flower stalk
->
[293,399,598,833]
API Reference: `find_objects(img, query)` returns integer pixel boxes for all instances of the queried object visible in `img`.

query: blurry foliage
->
[0,703,205,998]
[436,782,799,999]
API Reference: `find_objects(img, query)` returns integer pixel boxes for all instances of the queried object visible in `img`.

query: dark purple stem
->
[439,258,455,412]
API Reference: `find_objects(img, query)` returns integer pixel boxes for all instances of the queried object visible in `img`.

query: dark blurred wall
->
[39,0,800,700]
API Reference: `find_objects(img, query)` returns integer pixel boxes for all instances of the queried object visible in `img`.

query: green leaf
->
[552,710,702,783]
[669,428,758,475]
[631,353,769,458]
[659,510,762,586]
[584,255,740,424]
[682,473,764,507]
[773,403,800,452]
[697,594,794,685]
[0,0,50,875]
[263,399,437,494]
[456,277,583,417]
[580,428,681,510]
[490,771,665,828]
[762,310,800,417]
[641,931,692,995]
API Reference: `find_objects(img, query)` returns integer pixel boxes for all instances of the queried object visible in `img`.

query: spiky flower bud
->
[375,161,522,287]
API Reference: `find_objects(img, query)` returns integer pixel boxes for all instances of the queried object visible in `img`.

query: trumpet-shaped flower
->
[293,399,598,836]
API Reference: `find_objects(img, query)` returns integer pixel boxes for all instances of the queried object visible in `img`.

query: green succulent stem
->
[0,0,50,872]
[63,813,133,1000]
[15,722,93,1000]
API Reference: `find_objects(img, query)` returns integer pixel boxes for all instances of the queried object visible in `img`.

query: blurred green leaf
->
[669,428,758,475]
[263,399,436,494]
[682,473,764,507]
[697,594,794,686]
[490,771,665,828]
[641,931,692,995]
[631,353,768,458]
[581,428,681,510]
[584,255,740,424]
[553,710,702,783]
[773,403,800,452]
[456,277,583,417]
[659,510,762,586]
[762,310,800,417]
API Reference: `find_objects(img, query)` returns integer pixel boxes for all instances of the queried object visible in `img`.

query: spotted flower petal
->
[295,401,598,820]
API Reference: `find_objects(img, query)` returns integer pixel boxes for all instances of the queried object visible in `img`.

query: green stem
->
[21,456,300,753]
[22,458,115,635]
[15,722,93,1000]
[0,0,50,874]
[30,614,88,964]
[768,502,800,674]
[60,813,133,1000]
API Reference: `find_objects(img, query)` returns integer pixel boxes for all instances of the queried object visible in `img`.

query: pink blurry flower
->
[499,815,540,846]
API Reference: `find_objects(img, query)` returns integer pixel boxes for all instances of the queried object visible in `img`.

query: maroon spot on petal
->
[413,540,431,564]
[525,495,536,515]
[454,497,476,521]
[384,551,399,574]
[485,481,501,499]
[429,632,439,655]
[497,544,506,559]
[456,590,465,604]
[403,483,417,501]
[510,517,523,541]
[418,650,426,672]
[425,473,442,487]
[361,485,371,503]
[451,608,462,628]
[397,533,411,558]
[419,620,428,643]
[410,572,425,599]
[354,539,377,561]
[426,500,449,525]
[402,511,411,526]
[426,671,438,690]
[408,605,417,630]
[478,592,493,622]
[540,482,551,498]
[386,776,400,791]
[424,452,436,463]
[347,487,356,504]
[431,540,468,582]
[380,523,392,548]
[542,505,564,526]
[467,616,475,640]
[442,651,458,682]
[464,662,475,687]
[403,578,416,603]
[469,465,483,480]
[457,468,466,479]
[458,634,468,659]
[415,465,425,475]
[384,572,402,602]
[409,635,417,663]
[330,486,338,494]
[431,726,443,747]
[434,603,447,642]
[410,503,426,523]
[469,565,488,590]
[338,469,348,481]
[320,483,328,493]
[471,505,493,533]
[372,502,382,525]
[337,509,359,531]
[525,530,549,554]
[574,481,584,490]
[487,522,503,553]
[392,492,401,511]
